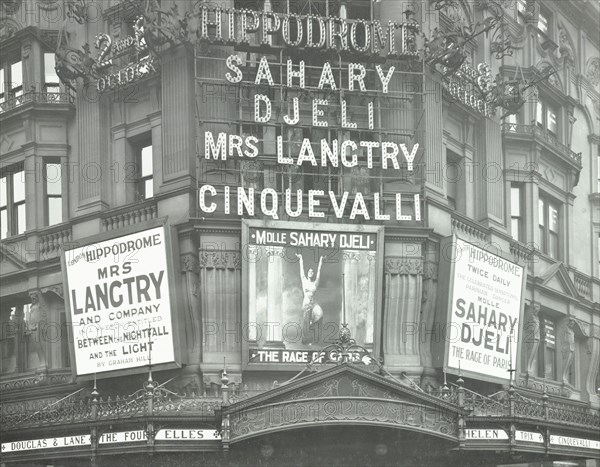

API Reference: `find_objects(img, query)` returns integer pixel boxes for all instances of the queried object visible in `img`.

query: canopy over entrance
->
[221,363,461,447]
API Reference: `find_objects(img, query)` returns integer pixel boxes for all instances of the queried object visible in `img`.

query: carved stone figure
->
[557,24,574,66]
[26,291,47,368]
[561,319,576,384]
[526,304,540,375]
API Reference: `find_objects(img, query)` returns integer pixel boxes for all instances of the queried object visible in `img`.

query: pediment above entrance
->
[222,364,460,445]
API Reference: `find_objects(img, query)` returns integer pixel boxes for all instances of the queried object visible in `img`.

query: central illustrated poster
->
[243,220,383,364]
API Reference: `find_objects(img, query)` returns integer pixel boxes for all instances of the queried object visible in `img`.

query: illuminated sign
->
[90,19,159,92]
[199,53,423,222]
[434,236,525,383]
[243,220,383,365]
[1,435,91,453]
[465,429,508,440]
[63,226,178,376]
[549,435,600,450]
[515,431,544,443]
[443,62,495,117]
[0,430,221,453]
[197,6,420,58]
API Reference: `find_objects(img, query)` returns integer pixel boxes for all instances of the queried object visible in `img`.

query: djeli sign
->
[433,236,526,383]
[62,225,181,377]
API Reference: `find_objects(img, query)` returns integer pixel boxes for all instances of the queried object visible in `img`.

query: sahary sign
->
[437,237,525,383]
[63,226,177,376]
[244,221,381,364]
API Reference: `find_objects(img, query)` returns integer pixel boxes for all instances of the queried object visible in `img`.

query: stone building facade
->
[0,0,599,465]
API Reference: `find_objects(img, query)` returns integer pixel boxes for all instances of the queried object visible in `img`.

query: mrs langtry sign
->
[63,226,177,376]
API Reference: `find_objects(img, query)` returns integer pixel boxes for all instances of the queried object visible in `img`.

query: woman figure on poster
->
[296,254,326,345]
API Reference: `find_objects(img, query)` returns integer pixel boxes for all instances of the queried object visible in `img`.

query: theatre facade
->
[0,0,599,465]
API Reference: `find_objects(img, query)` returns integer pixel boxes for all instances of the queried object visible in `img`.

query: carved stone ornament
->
[66,0,88,24]
[181,254,200,274]
[384,257,423,275]
[0,17,21,41]
[198,250,241,270]
[0,0,21,15]
[585,58,600,87]
[41,284,63,298]
[557,24,575,66]
[21,43,31,59]
[38,0,59,11]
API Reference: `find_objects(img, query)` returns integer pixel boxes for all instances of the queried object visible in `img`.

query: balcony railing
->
[102,199,158,232]
[502,123,582,167]
[0,91,75,115]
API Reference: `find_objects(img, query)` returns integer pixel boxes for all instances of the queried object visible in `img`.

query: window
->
[45,162,62,226]
[445,150,463,212]
[596,144,600,193]
[536,6,553,39]
[136,144,153,200]
[0,165,26,239]
[516,0,526,20]
[0,302,31,375]
[539,317,556,380]
[511,185,523,242]
[0,60,23,103]
[536,98,558,135]
[537,10,549,34]
[538,195,559,259]
[44,53,60,94]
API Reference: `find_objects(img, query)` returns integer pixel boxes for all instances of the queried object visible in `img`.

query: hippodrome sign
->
[196,5,420,58]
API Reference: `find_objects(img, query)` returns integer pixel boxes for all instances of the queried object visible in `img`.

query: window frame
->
[0,59,23,103]
[43,52,60,95]
[538,194,560,259]
[44,161,63,227]
[0,301,32,375]
[510,184,524,243]
[536,97,559,136]
[445,149,464,213]
[0,164,27,239]
[135,141,154,201]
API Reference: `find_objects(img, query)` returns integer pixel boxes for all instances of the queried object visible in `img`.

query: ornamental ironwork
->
[51,0,558,120]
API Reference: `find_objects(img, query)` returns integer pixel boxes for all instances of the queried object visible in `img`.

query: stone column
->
[419,257,438,387]
[247,245,259,344]
[161,45,195,183]
[75,85,109,214]
[382,257,424,378]
[475,118,504,227]
[423,76,445,194]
